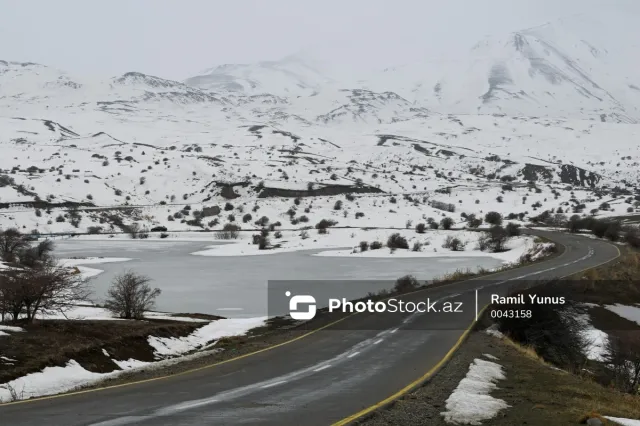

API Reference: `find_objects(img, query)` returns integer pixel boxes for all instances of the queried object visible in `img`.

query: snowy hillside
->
[184,55,333,97]
[1,15,639,234]
[363,15,640,123]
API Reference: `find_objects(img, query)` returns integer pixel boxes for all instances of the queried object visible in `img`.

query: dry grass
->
[571,247,640,281]
[361,332,640,426]
[0,320,200,383]
[490,339,640,424]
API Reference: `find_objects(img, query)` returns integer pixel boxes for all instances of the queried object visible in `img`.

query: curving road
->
[3,230,620,426]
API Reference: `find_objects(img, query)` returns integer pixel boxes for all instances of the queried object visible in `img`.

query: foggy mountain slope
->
[184,55,334,97]
[362,15,640,123]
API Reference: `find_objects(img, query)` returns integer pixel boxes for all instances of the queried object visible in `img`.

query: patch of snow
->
[144,312,210,323]
[148,317,267,358]
[59,258,132,280]
[484,324,504,339]
[60,257,133,266]
[0,360,109,403]
[37,305,118,321]
[441,358,509,425]
[0,325,25,332]
[577,311,609,361]
[483,354,499,361]
[606,417,640,426]
[74,265,106,280]
[0,317,266,402]
[112,359,151,370]
[605,304,640,326]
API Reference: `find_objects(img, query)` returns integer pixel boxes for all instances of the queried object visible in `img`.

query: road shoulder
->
[358,331,640,425]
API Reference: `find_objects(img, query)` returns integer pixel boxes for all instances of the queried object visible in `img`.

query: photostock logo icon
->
[286,291,316,320]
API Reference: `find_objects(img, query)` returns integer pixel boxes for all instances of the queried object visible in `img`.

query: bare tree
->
[17,239,55,268]
[104,271,161,319]
[605,331,640,394]
[0,228,31,263]
[0,263,91,323]
[0,272,23,322]
[126,223,141,239]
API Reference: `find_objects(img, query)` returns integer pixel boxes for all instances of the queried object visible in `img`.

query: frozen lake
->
[53,239,503,317]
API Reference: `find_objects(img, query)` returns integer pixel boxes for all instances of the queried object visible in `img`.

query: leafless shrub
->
[605,331,640,393]
[394,275,420,293]
[387,233,409,249]
[215,223,241,239]
[104,270,160,319]
[442,236,465,251]
[0,262,90,323]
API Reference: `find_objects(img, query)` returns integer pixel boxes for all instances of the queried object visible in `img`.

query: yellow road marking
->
[332,307,487,426]
[332,239,622,426]
[0,314,355,406]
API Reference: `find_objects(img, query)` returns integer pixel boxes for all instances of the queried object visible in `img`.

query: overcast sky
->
[1,0,638,80]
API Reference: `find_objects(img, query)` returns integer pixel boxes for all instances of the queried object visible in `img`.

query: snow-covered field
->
[1,48,639,237]
[1,13,639,241]
[191,228,537,264]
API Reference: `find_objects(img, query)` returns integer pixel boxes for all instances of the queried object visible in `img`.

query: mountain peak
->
[184,54,333,96]
[113,71,186,89]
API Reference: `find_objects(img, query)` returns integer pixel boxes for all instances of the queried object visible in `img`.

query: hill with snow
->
[362,16,640,123]
[0,16,639,235]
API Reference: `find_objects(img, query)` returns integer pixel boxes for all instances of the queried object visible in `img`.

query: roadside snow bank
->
[484,324,504,339]
[441,358,509,424]
[0,317,267,402]
[148,317,267,358]
[0,360,107,403]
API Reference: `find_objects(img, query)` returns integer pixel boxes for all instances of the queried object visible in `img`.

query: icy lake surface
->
[54,240,502,317]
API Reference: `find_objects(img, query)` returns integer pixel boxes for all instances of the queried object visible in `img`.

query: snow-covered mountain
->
[1,15,639,235]
[184,55,334,97]
[362,16,640,123]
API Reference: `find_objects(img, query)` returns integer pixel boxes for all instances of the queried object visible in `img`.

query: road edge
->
[331,235,621,426]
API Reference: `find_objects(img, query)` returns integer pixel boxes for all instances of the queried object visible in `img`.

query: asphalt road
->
[2,230,620,426]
